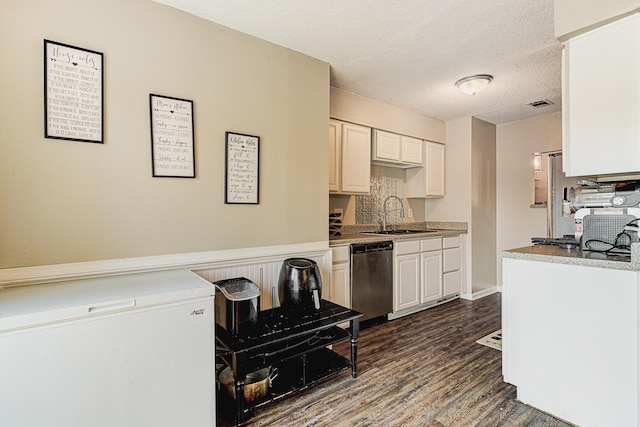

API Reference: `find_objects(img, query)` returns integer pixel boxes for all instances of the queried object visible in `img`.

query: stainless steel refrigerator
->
[533,151,576,238]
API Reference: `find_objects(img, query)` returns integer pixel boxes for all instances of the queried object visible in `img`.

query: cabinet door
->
[341,123,371,193]
[421,251,442,304]
[394,253,420,311]
[563,14,640,176]
[372,129,401,162]
[426,142,445,197]
[401,136,423,165]
[328,120,341,192]
[443,270,462,298]
[330,262,351,309]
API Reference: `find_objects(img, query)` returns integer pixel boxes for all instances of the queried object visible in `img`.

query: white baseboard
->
[0,241,331,288]
[460,286,500,301]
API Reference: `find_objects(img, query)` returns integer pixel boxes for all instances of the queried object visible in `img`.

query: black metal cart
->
[215,300,362,426]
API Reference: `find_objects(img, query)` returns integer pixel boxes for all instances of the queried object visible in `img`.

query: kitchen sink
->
[362,229,438,235]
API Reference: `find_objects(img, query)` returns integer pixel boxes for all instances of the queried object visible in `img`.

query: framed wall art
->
[149,94,195,178]
[44,39,104,143]
[225,131,260,204]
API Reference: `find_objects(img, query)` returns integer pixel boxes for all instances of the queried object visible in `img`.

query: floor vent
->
[528,99,554,108]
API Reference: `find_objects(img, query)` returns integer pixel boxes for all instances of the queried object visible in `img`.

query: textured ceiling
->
[154,0,562,124]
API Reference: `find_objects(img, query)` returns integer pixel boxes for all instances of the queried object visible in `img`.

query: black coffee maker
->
[278,258,322,311]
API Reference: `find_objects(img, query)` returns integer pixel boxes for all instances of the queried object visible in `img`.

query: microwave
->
[575,208,640,252]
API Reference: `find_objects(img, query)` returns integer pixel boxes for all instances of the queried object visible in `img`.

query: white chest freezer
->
[0,268,215,427]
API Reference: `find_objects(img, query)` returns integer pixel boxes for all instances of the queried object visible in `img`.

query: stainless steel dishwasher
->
[350,240,393,322]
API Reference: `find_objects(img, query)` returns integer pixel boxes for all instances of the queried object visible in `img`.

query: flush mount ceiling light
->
[455,74,493,96]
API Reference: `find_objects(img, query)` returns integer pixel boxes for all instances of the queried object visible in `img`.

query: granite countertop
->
[501,243,640,271]
[329,227,466,247]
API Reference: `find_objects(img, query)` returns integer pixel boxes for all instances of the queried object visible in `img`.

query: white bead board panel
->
[194,252,331,310]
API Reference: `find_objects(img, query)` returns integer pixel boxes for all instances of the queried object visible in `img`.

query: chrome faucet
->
[382,195,404,232]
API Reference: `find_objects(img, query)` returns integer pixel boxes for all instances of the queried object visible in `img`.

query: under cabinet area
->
[329,119,371,194]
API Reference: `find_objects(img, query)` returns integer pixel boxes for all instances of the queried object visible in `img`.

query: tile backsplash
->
[355,176,403,225]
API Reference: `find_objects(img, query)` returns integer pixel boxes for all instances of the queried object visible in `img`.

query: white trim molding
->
[460,286,499,301]
[0,241,331,288]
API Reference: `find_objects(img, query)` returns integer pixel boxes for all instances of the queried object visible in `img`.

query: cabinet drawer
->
[443,270,462,297]
[443,235,461,249]
[395,240,421,255]
[443,247,462,273]
[332,246,350,263]
[420,238,442,252]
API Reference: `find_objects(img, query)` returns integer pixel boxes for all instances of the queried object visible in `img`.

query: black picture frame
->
[225,132,260,204]
[44,39,104,143]
[149,94,196,178]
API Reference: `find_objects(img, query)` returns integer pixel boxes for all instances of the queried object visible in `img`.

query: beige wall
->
[471,118,497,293]
[427,117,472,223]
[431,117,474,293]
[428,117,497,295]
[0,0,329,268]
[330,88,445,143]
[496,112,563,283]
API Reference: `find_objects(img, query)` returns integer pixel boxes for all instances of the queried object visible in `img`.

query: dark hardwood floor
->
[217,293,573,426]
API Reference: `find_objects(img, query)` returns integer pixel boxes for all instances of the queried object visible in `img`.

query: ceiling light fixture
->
[455,74,493,96]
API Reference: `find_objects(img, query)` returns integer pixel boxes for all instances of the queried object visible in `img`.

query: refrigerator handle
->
[87,299,136,314]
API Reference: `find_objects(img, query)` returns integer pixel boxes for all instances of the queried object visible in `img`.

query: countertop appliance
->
[215,276,261,336]
[0,269,215,427]
[350,240,393,322]
[278,258,322,311]
[574,207,640,253]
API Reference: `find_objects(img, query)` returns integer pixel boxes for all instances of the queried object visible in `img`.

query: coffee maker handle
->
[312,289,320,310]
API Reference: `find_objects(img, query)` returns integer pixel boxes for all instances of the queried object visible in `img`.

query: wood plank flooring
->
[217,293,573,426]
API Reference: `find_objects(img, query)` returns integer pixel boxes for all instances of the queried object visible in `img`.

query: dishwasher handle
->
[350,241,393,254]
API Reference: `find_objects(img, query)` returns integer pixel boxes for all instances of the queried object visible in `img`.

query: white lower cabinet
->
[394,239,421,311]
[391,236,457,319]
[330,246,351,308]
[421,242,443,304]
[442,236,462,298]
[394,250,421,311]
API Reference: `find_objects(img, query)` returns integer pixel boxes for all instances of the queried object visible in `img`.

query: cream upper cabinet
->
[329,120,371,194]
[372,129,401,162]
[372,130,423,167]
[401,136,423,165]
[328,120,341,192]
[406,141,445,198]
[562,13,640,177]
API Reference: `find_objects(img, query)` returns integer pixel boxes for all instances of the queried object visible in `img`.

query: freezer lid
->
[0,269,214,332]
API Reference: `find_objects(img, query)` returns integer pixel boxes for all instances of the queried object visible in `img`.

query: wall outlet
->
[408,209,413,218]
